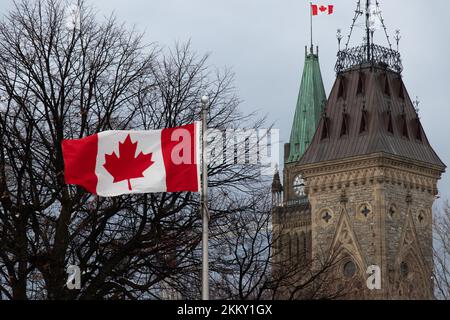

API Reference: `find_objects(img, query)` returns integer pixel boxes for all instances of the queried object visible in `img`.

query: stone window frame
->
[356,202,373,221]
[341,257,358,279]
[415,209,428,227]
[400,261,409,279]
[317,208,334,227]
[388,203,398,220]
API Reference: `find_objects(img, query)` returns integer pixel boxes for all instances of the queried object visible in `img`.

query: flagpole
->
[200,95,209,300]
[366,0,371,61]
[310,1,313,54]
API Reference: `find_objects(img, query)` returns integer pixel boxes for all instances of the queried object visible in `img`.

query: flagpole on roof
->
[365,0,371,60]
[200,95,209,300]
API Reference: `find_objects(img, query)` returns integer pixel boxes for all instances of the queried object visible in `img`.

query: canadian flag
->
[62,122,201,197]
[311,4,334,16]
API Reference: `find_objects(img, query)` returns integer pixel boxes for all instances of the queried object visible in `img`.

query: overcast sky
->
[1,0,449,200]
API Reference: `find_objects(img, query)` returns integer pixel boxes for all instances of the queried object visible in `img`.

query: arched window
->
[340,113,349,137]
[401,114,409,139]
[384,74,391,97]
[415,118,423,142]
[387,111,394,134]
[359,109,368,133]
[338,77,346,99]
[343,259,357,278]
[321,117,330,140]
[357,73,365,95]
[398,82,405,100]
[400,261,409,278]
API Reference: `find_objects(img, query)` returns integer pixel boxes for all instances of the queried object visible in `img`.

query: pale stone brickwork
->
[275,154,441,299]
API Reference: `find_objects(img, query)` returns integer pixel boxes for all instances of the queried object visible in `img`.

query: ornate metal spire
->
[335,0,403,74]
[336,29,343,51]
[395,30,401,51]
[413,96,420,115]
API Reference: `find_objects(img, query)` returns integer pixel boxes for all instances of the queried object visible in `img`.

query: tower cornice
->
[299,152,445,182]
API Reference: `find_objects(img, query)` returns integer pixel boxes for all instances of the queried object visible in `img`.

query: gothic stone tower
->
[273,1,446,299]
[272,45,326,297]
[299,59,445,298]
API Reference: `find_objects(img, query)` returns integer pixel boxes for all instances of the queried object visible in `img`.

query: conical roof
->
[287,49,326,163]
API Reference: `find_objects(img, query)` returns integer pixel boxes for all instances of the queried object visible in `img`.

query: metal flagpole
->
[310,2,313,54]
[200,95,209,300]
[366,0,371,61]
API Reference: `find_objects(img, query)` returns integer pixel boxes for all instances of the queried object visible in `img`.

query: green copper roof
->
[287,51,326,163]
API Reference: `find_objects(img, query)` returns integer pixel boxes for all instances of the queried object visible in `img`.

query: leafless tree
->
[0,0,263,300]
[207,186,355,300]
[0,0,353,301]
[433,201,450,300]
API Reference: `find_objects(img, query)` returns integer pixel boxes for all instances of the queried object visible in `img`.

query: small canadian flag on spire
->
[311,4,334,16]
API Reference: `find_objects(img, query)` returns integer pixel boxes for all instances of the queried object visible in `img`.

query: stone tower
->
[272,45,326,297]
[272,1,446,299]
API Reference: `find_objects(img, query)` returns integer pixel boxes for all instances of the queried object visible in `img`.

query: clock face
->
[293,174,306,197]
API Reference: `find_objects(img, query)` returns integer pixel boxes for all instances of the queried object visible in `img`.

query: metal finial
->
[201,95,209,104]
[395,30,401,51]
[337,29,343,51]
[413,96,420,114]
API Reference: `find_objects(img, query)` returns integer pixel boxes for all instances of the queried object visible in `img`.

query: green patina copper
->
[287,50,326,163]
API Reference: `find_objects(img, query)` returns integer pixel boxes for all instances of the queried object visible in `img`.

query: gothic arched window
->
[338,77,346,99]
[415,118,423,142]
[359,110,368,133]
[357,73,365,95]
[343,260,357,278]
[340,113,349,137]
[400,261,409,278]
[321,117,330,140]
[384,74,391,97]
[387,110,394,134]
[398,82,405,100]
[401,114,409,139]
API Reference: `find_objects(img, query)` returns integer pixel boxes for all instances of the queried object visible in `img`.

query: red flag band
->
[312,4,334,16]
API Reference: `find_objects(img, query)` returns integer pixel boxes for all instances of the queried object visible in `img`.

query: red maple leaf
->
[103,134,154,191]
